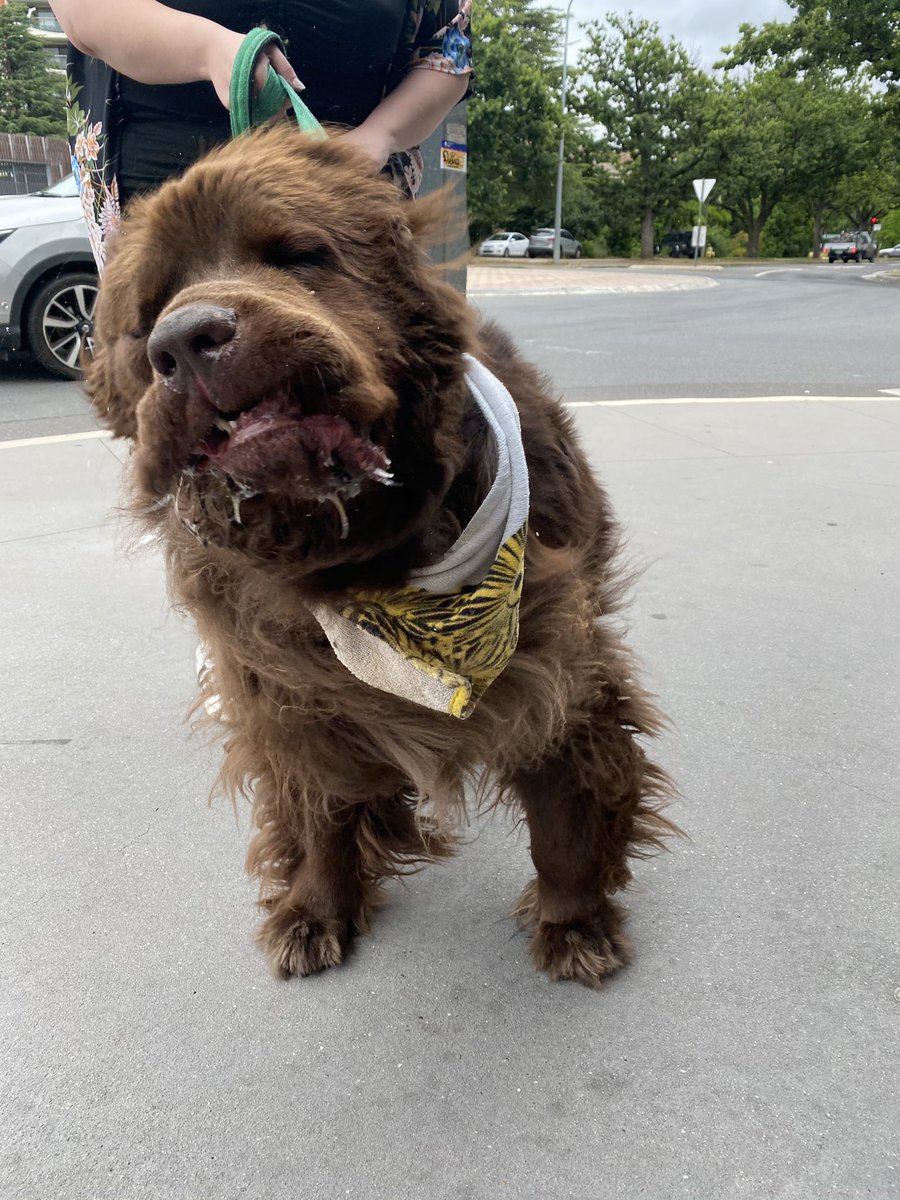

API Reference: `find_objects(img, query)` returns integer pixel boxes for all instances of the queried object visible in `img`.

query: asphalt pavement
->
[2,263,898,1200]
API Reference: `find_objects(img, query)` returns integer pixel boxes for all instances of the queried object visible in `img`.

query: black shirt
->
[119,0,405,194]
[67,0,471,202]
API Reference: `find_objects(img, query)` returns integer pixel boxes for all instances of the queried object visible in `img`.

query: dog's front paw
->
[514,879,633,988]
[257,908,353,979]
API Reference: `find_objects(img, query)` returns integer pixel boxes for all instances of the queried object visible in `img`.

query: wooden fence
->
[0,131,70,195]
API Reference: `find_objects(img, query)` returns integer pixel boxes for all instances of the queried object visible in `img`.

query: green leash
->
[229,27,326,140]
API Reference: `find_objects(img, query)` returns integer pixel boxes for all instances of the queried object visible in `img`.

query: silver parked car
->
[527,227,582,258]
[0,175,97,380]
[877,243,900,258]
[478,230,530,258]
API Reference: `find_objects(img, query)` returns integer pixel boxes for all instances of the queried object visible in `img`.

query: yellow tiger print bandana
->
[309,357,529,719]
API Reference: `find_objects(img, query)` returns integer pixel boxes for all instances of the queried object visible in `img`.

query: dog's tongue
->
[200,402,390,492]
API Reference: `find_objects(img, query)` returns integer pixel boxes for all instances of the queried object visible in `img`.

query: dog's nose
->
[148,304,237,392]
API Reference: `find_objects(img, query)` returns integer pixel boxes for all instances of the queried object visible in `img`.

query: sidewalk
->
[2,399,899,1200]
[468,263,720,296]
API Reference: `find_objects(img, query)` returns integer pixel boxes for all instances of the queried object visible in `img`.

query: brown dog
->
[87,126,675,987]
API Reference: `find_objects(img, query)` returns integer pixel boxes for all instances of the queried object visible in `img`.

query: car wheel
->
[503,247,510,257]
[828,255,836,263]
[525,249,533,258]
[25,271,98,381]
[574,247,582,258]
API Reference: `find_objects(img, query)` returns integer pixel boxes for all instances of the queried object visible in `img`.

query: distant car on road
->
[827,231,878,263]
[0,175,96,381]
[478,231,530,258]
[655,230,694,258]
[527,228,582,258]
[877,243,900,258]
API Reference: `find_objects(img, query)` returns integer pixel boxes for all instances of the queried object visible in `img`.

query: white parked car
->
[0,175,96,380]
[478,231,530,258]
[877,243,900,258]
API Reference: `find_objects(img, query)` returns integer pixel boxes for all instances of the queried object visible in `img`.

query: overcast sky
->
[568,0,794,68]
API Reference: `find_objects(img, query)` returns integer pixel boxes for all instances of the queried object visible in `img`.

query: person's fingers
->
[252,56,270,96]
[267,46,304,92]
[217,35,304,106]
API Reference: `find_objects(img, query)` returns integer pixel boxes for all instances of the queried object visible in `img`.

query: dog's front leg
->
[248,786,375,979]
[511,705,672,989]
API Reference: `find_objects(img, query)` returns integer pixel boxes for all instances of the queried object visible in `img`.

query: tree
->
[832,165,900,228]
[717,4,900,254]
[467,0,564,239]
[721,1,900,94]
[707,69,872,257]
[0,3,67,138]
[575,13,710,258]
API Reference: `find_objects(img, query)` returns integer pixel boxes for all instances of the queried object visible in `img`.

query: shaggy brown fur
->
[87,125,676,988]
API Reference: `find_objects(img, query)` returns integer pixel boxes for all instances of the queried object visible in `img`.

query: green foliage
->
[874,208,900,246]
[0,3,67,137]
[721,1,900,94]
[467,0,900,257]
[574,12,711,257]
[760,196,813,257]
[467,0,563,240]
[831,164,900,227]
[705,68,871,256]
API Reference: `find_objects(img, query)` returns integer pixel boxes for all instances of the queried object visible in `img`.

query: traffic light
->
[871,215,879,225]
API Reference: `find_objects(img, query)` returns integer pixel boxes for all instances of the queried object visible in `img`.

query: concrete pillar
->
[416,101,469,294]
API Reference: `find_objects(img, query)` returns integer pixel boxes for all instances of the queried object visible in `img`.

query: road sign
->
[691,225,708,250]
[693,178,716,204]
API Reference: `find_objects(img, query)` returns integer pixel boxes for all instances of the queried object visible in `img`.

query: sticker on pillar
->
[440,140,467,172]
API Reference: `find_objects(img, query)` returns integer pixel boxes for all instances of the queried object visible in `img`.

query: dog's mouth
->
[187,385,393,500]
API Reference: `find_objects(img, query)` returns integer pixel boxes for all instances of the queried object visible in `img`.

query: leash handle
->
[229,27,326,140]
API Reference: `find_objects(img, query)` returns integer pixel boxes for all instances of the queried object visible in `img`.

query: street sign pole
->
[553,0,575,265]
[692,178,716,265]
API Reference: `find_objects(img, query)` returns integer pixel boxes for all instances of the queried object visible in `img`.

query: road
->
[3,263,898,440]
[470,260,900,400]
[2,264,898,1200]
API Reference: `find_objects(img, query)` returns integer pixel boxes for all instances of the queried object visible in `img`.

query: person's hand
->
[205,24,303,111]
[339,122,394,172]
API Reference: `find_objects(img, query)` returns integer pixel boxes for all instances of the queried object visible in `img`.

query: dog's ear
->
[83,231,141,440]
[83,337,139,441]
[401,187,461,249]
[395,188,471,280]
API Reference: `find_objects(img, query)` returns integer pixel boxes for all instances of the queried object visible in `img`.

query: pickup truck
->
[826,231,878,263]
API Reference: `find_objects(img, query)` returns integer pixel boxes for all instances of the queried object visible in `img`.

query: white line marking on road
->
[471,279,720,298]
[0,429,110,450]
[754,268,805,277]
[1,397,895,446]
[564,395,896,407]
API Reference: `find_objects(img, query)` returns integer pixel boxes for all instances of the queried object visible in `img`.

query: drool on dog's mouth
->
[188,392,393,499]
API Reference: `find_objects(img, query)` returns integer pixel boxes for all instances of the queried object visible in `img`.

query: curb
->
[861,268,900,285]
[466,267,719,297]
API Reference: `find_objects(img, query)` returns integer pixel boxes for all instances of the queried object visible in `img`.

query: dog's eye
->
[128,304,161,341]
[262,239,333,271]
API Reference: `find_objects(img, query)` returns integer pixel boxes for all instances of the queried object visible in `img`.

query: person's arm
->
[341,0,472,171]
[50,0,301,107]
[341,68,469,170]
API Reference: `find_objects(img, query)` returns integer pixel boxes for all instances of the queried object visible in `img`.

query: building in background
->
[0,0,66,69]
[25,0,67,71]
[0,1,69,192]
